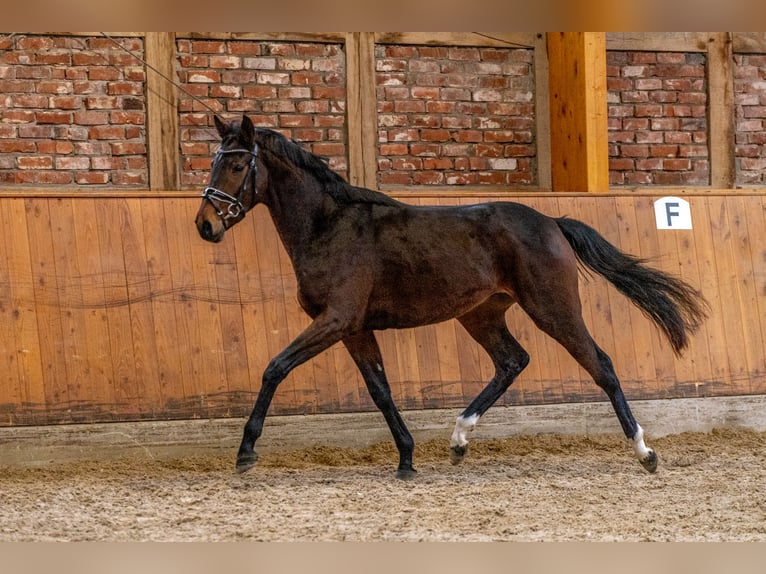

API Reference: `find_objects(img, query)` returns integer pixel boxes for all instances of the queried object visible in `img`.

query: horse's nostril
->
[200,220,214,241]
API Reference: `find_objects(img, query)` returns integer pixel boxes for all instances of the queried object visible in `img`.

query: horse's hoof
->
[395,467,417,481]
[235,452,259,474]
[450,444,467,465]
[640,450,658,473]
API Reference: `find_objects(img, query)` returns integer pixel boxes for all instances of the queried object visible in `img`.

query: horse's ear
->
[241,115,255,148]
[214,115,228,138]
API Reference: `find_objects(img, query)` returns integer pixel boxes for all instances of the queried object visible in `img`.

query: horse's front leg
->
[236,313,348,473]
[343,331,416,480]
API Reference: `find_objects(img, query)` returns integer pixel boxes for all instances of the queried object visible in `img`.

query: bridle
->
[201,143,259,221]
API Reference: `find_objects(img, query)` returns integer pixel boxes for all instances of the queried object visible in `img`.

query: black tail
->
[555,216,708,355]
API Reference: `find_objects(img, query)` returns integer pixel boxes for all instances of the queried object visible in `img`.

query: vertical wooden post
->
[708,32,735,188]
[345,32,379,190]
[547,32,609,192]
[145,32,180,191]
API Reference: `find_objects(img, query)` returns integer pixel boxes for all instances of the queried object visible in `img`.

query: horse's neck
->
[263,175,334,260]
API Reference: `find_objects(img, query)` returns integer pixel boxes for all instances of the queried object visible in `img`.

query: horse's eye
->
[232,164,245,173]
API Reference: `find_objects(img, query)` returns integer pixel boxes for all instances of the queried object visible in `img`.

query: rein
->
[202,144,259,221]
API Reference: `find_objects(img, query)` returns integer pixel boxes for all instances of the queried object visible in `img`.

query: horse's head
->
[195,115,262,242]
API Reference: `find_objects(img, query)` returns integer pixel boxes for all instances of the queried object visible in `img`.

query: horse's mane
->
[252,128,403,208]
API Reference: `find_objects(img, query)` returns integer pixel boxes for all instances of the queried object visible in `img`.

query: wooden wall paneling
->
[50,198,98,419]
[23,199,69,418]
[186,199,230,414]
[93,198,139,417]
[140,199,184,416]
[0,200,45,420]
[121,198,163,416]
[72,198,117,417]
[747,196,766,393]
[0,201,24,419]
[666,198,714,390]
[728,196,765,393]
[688,198,730,391]
[391,313,424,412]
[613,196,661,395]
[161,198,209,414]
[631,196,679,395]
[708,196,751,394]
[206,219,252,413]
[589,197,641,397]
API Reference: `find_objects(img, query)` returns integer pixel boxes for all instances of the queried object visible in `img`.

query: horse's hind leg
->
[343,330,416,480]
[516,268,657,472]
[450,296,529,465]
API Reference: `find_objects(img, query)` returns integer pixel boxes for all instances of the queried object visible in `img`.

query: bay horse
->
[195,115,707,479]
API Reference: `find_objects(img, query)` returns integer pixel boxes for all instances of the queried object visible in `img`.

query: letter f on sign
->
[654,197,692,230]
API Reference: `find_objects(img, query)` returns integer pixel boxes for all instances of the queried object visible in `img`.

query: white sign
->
[654,197,692,230]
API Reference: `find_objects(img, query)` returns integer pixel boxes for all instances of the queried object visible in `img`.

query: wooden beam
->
[533,33,552,191]
[345,32,379,190]
[145,32,180,191]
[547,33,609,193]
[708,32,735,188]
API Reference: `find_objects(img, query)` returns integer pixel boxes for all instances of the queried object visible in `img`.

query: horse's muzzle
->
[196,215,225,243]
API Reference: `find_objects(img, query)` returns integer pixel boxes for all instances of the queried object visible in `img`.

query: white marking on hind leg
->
[632,424,653,461]
[450,414,480,450]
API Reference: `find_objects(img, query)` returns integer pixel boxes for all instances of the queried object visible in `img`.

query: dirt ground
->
[1,428,764,541]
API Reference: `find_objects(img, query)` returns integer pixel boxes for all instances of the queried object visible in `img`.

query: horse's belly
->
[364,267,497,329]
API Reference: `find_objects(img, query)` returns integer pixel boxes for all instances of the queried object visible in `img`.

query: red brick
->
[87,68,121,81]
[73,111,108,125]
[18,156,53,169]
[409,143,440,157]
[621,144,649,157]
[55,157,90,170]
[35,111,72,124]
[37,171,74,184]
[229,42,262,55]
[455,130,483,143]
[663,158,692,170]
[0,141,36,153]
[423,158,453,170]
[111,111,144,125]
[191,41,226,54]
[89,126,126,139]
[107,82,143,95]
[112,172,147,186]
[86,96,119,109]
[75,172,110,184]
[650,144,679,157]
[378,172,412,185]
[413,171,444,184]
[110,142,146,156]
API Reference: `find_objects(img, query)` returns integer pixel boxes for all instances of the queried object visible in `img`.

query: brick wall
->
[607,51,709,186]
[375,45,536,187]
[0,35,147,186]
[734,54,766,185]
[176,39,347,187]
